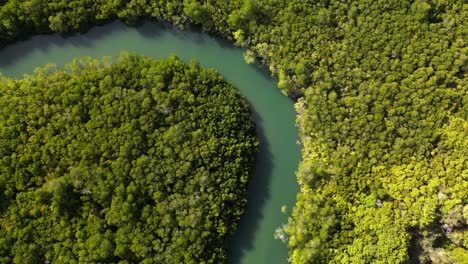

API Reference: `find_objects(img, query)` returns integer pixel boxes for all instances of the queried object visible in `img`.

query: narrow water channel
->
[0,21,301,264]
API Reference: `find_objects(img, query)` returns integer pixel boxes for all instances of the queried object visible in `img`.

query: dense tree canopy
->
[0,54,258,263]
[0,0,467,263]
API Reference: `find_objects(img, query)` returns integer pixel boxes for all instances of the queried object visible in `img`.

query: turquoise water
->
[0,21,301,264]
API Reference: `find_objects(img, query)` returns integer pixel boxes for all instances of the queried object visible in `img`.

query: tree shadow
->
[133,19,166,39]
[0,21,133,69]
[228,107,274,264]
[135,20,240,55]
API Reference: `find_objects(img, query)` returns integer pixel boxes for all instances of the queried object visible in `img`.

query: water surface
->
[0,21,301,264]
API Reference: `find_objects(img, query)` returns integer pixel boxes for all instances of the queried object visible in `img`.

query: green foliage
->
[0,54,258,263]
[0,0,467,262]
[283,1,467,262]
[183,0,211,26]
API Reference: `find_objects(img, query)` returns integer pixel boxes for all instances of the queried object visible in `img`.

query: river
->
[0,21,301,264]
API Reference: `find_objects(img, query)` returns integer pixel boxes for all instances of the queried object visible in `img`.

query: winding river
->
[0,21,301,264]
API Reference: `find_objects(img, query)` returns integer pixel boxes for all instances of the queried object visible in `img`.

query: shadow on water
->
[133,20,165,39]
[136,20,238,53]
[0,21,131,68]
[228,108,273,264]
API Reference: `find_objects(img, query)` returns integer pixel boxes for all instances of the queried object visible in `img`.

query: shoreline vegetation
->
[0,54,258,263]
[1,0,467,263]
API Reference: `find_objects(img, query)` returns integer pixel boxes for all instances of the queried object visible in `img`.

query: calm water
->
[0,21,300,264]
